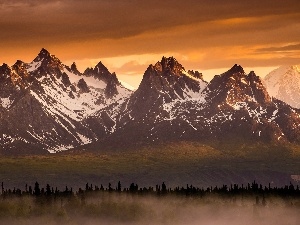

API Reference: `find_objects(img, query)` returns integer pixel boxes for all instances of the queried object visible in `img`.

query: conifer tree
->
[46,184,51,196]
[117,181,121,192]
[34,182,41,196]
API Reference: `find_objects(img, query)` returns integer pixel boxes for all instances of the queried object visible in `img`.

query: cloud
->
[0,0,300,75]
[256,43,300,53]
[112,61,149,76]
[0,0,61,10]
[1,0,300,43]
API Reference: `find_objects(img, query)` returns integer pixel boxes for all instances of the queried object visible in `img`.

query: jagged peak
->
[84,61,110,75]
[0,63,10,70]
[83,61,120,85]
[248,70,257,77]
[247,71,265,85]
[11,60,27,75]
[205,65,271,106]
[32,48,63,66]
[70,62,81,75]
[136,57,205,102]
[188,70,204,80]
[95,61,109,73]
[12,60,26,70]
[227,64,245,75]
[143,57,207,84]
[38,48,51,59]
[31,48,53,64]
[161,56,178,65]
[153,56,185,73]
[14,60,25,66]
[95,61,104,67]
[77,78,90,93]
[0,63,11,78]
[214,64,246,82]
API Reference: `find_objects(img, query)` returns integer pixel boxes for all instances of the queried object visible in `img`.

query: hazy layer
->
[0,193,299,225]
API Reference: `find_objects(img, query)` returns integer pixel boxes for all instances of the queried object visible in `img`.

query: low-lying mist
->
[0,193,299,225]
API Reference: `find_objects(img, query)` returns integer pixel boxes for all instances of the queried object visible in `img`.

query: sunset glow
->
[1,0,300,88]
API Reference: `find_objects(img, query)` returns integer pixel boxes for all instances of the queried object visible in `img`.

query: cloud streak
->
[1,0,299,42]
[0,0,300,86]
[256,43,300,53]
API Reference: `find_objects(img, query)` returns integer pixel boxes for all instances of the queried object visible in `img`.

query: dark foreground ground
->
[0,142,299,224]
[0,142,300,190]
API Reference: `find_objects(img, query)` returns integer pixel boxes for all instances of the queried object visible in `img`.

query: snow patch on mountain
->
[48,144,75,153]
[119,80,136,91]
[27,60,42,72]
[0,134,29,145]
[0,97,13,109]
[264,65,300,108]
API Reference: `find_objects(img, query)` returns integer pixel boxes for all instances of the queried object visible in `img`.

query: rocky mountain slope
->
[1,50,300,154]
[264,65,300,108]
[0,49,131,154]
[84,57,208,148]
[88,62,300,150]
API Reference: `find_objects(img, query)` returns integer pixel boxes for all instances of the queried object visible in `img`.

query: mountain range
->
[1,49,300,155]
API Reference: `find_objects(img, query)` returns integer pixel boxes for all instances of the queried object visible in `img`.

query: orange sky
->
[1,0,300,88]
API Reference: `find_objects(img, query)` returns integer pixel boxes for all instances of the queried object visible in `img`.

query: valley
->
[0,142,299,190]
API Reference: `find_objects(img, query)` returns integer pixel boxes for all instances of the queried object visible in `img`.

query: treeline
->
[1,180,299,200]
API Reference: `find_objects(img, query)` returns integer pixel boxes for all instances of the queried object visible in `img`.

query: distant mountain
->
[84,57,208,148]
[89,63,300,150]
[264,65,300,108]
[124,56,207,119]
[0,48,131,154]
[2,50,300,155]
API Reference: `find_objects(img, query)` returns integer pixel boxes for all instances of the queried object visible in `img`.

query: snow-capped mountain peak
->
[203,64,271,108]
[70,62,81,75]
[3,51,300,155]
[30,48,58,68]
[159,56,184,74]
[37,48,51,58]
[264,65,300,108]
[0,63,11,79]
[227,63,245,74]
[0,49,132,153]
[131,56,207,106]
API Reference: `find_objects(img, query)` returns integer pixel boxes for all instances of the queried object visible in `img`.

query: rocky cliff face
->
[92,62,300,149]
[126,57,207,119]
[0,48,132,154]
[2,51,300,154]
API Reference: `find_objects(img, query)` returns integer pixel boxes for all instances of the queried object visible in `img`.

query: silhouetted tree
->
[34,182,40,196]
[29,186,33,195]
[117,181,121,192]
[162,182,167,194]
[46,184,51,196]
[129,183,138,193]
